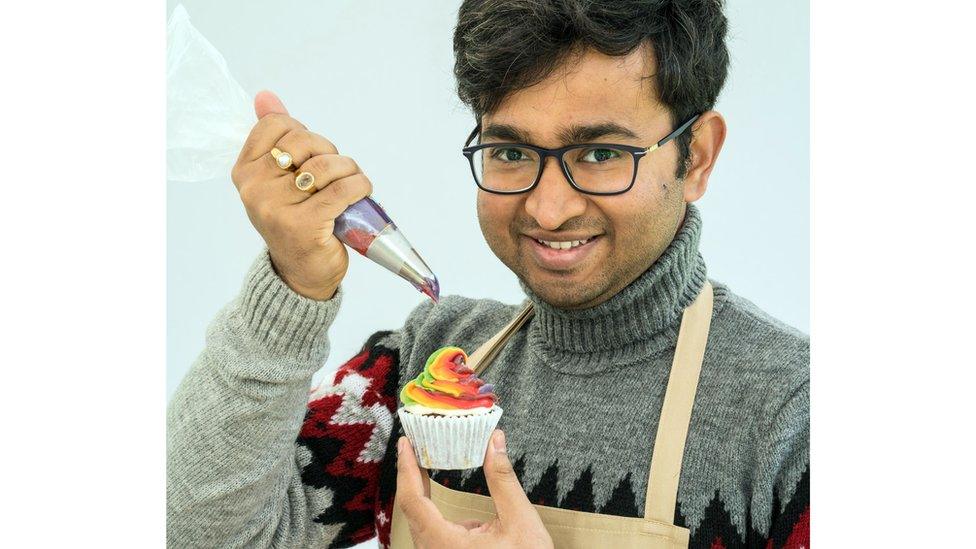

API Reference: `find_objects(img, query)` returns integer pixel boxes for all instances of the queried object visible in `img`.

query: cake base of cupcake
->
[398,405,503,470]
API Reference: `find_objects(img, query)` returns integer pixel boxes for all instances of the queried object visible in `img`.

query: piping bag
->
[334,198,439,301]
[167,4,438,301]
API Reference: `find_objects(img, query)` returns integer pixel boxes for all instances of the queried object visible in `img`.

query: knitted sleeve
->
[167,252,402,548]
[754,380,810,549]
[295,330,402,548]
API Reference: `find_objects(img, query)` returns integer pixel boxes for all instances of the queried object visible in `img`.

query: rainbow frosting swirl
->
[400,346,497,411]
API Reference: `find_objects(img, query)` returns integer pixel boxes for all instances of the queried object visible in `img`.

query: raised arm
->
[168,90,390,547]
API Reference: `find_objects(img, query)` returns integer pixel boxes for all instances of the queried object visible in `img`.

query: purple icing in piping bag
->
[332,197,439,302]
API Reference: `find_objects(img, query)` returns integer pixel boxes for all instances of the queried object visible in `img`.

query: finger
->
[420,460,431,499]
[236,140,341,203]
[254,90,288,119]
[299,172,373,220]
[396,437,452,543]
[397,437,426,495]
[256,172,312,207]
[235,171,287,212]
[291,154,361,199]
[272,130,340,173]
[482,430,536,527]
[238,113,305,165]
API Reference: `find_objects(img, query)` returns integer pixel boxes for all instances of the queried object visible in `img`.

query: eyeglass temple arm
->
[465,124,481,147]
[645,114,701,153]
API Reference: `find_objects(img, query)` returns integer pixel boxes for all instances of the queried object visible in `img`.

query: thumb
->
[254,90,289,119]
[483,430,533,526]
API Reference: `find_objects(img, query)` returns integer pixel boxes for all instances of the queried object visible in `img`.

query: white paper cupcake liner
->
[398,406,503,470]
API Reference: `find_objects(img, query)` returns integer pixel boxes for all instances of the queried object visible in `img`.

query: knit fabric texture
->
[167,204,810,548]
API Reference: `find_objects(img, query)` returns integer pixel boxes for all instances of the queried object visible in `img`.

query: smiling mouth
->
[533,236,594,250]
[523,234,602,271]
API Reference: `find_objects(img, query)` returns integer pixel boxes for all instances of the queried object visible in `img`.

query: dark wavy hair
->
[453,0,730,179]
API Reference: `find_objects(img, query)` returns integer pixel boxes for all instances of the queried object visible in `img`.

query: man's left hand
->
[396,430,554,549]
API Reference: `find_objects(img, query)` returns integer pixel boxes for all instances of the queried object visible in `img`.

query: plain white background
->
[9,1,976,547]
[166,0,810,402]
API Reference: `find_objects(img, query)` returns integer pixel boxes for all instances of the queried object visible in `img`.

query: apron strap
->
[469,303,535,375]
[643,281,713,524]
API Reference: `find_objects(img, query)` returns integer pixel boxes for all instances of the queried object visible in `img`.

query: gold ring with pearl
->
[270,147,294,170]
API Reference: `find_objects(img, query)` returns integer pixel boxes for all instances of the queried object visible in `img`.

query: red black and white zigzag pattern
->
[296,332,401,548]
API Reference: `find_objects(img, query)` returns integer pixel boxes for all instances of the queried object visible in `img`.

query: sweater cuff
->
[233,250,342,361]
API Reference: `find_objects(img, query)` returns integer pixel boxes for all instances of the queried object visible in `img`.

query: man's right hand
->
[396,431,554,549]
[231,90,372,300]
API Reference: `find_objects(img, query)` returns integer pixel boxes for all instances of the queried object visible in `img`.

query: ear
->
[682,110,727,202]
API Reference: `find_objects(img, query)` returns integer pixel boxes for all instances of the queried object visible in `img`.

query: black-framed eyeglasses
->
[461,114,701,195]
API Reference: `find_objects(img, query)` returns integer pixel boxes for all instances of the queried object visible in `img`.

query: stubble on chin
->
[514,240,615,309]
[524,272,611,309]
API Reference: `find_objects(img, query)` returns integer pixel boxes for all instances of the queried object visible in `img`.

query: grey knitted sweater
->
[167,205,809,548]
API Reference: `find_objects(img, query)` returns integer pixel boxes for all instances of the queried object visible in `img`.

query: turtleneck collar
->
[520,203,707,375]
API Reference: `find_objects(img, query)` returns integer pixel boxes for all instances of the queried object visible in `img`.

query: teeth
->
[537,237,590,250]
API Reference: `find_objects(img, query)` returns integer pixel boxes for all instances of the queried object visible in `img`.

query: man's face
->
[477,45,688,309]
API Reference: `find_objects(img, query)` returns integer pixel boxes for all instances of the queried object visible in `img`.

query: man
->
[167,1,809,548]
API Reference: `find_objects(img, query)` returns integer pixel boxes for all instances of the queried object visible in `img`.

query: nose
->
[524,157,588,231]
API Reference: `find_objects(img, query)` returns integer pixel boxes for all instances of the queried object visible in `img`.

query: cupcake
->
[397,346,502,469]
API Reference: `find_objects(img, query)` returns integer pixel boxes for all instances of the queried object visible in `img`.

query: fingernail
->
[492,430,507,453]
[397,436,407,455]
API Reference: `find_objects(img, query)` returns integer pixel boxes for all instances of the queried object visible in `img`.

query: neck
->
[520,203,707,375]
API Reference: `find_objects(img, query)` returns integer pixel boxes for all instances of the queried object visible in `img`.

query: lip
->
[523,235,601,271]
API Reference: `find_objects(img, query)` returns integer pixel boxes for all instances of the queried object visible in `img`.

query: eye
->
[489,147,529,162]
[580,148,621,163]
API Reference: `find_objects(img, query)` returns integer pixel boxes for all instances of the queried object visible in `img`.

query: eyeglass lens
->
[471,145,635,193]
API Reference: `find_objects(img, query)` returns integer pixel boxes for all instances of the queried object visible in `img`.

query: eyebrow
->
[480,122,640,146]
[480,124,532,143]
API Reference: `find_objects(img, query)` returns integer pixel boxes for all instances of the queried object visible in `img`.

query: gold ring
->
[270,147,294,170]
[295,171,316,192]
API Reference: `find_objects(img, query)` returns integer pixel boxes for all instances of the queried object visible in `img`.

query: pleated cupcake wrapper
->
[397,407,503,470]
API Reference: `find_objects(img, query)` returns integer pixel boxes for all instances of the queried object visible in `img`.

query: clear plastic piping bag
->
[334,198,439,301]
[168,4,438,301]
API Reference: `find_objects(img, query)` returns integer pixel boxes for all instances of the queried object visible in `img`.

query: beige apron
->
[390,282,714,548]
